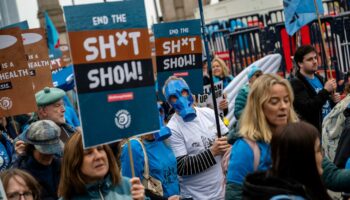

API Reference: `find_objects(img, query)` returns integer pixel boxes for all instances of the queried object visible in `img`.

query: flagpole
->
[313,0,333,79]
[127,138,136,177]
[198,0,222,138]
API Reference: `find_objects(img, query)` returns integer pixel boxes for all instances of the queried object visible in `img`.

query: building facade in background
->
[37,0,66,33]
[159,0,210,22]
[0,0,20,27]
[36,0,72,67]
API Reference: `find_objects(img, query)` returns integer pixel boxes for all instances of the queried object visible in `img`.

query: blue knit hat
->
[35,87,65,106]
[247,65,262,80]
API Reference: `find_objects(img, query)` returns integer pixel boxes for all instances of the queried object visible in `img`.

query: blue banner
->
[44,12,62,59]
[52,65,75,91]
[64,1,159,148]
[284,0,324,35]
[153,19,203,100]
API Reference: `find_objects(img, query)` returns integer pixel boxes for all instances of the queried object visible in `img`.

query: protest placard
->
[154,19,203,100]
[22,28,53,93]
[0,28,37,117]
[49,44,72,71]
[64,1,159,148]
[0,21,29,30]
[197,81,224,118]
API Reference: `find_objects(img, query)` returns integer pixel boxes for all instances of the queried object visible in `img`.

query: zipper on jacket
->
[98,184,105,200]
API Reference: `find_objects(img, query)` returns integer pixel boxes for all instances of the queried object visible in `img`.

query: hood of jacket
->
[243,171,310,200]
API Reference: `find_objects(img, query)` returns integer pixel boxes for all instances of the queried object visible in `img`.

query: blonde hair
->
[212,57,229,77]
[239,74,298,143]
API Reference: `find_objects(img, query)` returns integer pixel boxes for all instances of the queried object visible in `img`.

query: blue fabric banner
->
[284,0,324,35]
[52,65,75,91]
[44,12,62,59]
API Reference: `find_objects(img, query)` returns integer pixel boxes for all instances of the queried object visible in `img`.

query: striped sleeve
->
[176,149,217,176]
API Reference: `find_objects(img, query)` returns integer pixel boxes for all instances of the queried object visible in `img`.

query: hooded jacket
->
[242,171,310,200]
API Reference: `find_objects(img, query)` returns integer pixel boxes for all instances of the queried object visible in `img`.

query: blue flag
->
[284,0,324,35]
[44,11,62,58]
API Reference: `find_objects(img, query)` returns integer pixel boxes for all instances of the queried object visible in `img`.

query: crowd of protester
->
[1,45,350,200]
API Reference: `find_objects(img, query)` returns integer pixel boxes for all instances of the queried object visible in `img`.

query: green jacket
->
[234,84,250,120]
[225,182,243,200]
[322,157,350,192]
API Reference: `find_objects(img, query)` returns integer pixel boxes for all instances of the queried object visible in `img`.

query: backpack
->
[222,138,260,176]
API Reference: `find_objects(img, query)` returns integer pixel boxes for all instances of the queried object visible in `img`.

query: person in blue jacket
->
[121,104,180,200]
[63,95,81,131]
[0,128,14,172]
[226,74,299,200]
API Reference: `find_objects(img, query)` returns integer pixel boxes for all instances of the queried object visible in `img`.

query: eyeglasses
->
[7,191,33,200]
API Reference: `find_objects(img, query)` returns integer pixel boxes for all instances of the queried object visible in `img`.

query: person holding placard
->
[212,57,233,114]
[163,76,229,200]
[212,57,234,89]
[58,132,146,200]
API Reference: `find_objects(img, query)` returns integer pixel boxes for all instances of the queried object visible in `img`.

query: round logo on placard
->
[115,109,131,129]
[0,97,12,110]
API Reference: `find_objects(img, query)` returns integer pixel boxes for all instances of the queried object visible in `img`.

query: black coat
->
[13,154,61,200]
[290,71,332,132]
[242,172,311,200]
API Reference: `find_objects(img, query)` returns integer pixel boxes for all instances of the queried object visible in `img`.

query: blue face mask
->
[154,103,171,141]
[164,80,196,122]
